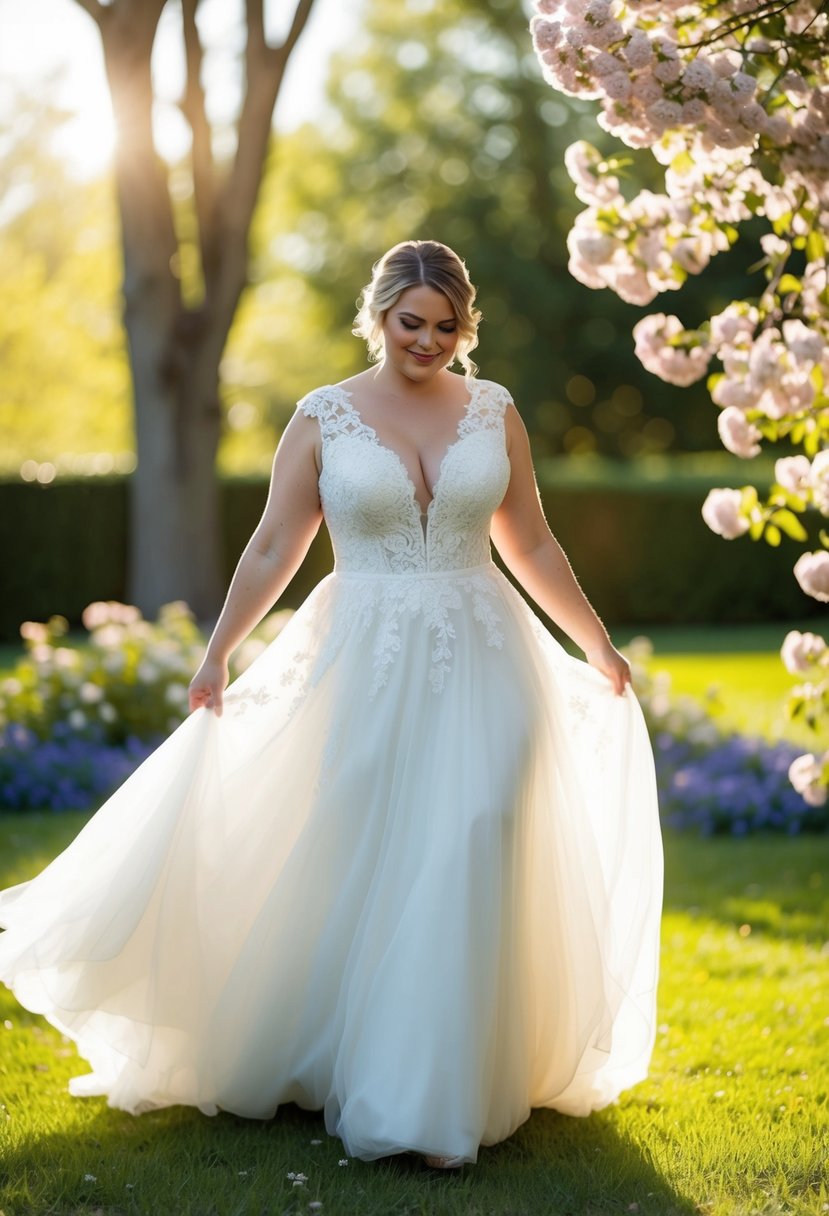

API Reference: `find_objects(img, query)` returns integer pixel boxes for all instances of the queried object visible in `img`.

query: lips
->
[408,350,438,365]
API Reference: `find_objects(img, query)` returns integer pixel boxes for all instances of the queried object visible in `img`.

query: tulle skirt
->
[0,563,663,1164]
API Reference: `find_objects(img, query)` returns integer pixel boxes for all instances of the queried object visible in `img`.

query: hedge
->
[0,463,814,641]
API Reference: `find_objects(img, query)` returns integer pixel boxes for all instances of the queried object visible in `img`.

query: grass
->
[0,817,827,1216]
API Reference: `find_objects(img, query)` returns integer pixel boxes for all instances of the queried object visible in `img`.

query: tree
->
[253,0,738,461]
[531,0,829,802]
[71,0,315,619]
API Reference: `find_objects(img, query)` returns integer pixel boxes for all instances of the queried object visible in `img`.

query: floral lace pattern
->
[298,379,512,576]
[288,380,514,696]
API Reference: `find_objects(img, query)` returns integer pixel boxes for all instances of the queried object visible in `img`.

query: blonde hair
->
[353,240,482,377]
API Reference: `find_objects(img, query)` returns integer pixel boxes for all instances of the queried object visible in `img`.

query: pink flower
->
[782,319,823,364]
[788,752,828,807]
[717,406,762,458]
[701,488,750,539]
[775,455,811,494]
[633,313,712,385]
[809,450,829,515]
[794,551,829,602]
[682,58,716,92]
[780,630,826,675]
[624,30,652,69]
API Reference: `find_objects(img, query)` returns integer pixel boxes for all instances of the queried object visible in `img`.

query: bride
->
[0,239,663,1170]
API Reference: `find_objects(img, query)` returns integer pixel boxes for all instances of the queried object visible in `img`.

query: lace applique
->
[295,378,513,690]
[223,685,276,716]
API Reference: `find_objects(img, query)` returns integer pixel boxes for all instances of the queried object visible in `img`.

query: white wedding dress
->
[0,379,663,1165]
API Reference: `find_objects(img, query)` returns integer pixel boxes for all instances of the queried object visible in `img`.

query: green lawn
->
[0,816,827,1216]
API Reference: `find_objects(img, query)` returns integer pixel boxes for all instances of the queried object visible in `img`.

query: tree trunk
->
[75,0,316,623]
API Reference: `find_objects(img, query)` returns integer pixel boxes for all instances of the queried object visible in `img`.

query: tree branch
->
[181,0,220,294]
[276,0,315,60]
[70,0,108,27]
[204,0,317,364]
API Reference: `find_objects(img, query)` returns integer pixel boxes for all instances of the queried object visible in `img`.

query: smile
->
[408,350,439,364]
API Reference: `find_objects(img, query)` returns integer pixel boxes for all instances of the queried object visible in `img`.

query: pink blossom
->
[624,30,652,69]
[709,303,758,347]
[653,58,682,85]
[809,450,829,515]
[780,630,826,675]
[646,99,683,130]
[782,318,823,364]
[614,267,660,305]
[604,73,632,101]
[632,76,664,105]
[531,17,562,52]
[681,98,707,123]
[775,455,811,494]
[701,488,750,539]
[711,377,755,410]
[682,59,716,92]
[717,406,762,458]
[794,550,829,602]
[633,313,712,384]
[788,752,828,807]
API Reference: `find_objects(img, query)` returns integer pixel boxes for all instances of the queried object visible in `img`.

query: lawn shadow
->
[661,830,829,945]
[0,1095,697,1216]
[375,1104,697,1216]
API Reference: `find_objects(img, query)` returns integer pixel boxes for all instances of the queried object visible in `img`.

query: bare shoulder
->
[336,369,374,393]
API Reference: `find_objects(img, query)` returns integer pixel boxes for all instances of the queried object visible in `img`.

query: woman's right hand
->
[188,655,229,717]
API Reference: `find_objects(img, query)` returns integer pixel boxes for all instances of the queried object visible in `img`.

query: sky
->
[0,0,362,178]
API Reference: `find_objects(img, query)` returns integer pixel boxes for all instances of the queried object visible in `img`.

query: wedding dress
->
[0,379,663,1165]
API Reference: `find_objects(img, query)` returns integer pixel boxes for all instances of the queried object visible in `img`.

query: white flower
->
[68,709,88,731]
[83,1174,97,1183]
[633,313,712,385]
[338,1159,349,1166]
[775,455,811,494]
[780,630,826,674]
[789,752,828,807]
[717,406,761,458]
[80,682,104,704]
[782,318,823,364]
[793,551,829,602]
[809,450,829,514]
[701,488,750,539]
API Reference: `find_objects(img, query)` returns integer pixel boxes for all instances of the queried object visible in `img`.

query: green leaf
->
[773,211,793,236]
[749,519,765,541]
[769,509,808,541]
[777,273,802,295]
[764,523,782,547]
[670,150,694,175]
[740,485,759,511]
[806,230,826,262]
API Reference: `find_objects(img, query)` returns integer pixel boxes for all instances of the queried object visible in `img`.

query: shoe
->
[423,1154,465,1169]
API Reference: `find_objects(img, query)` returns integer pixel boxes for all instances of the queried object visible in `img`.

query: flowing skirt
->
[0,563,663,1164]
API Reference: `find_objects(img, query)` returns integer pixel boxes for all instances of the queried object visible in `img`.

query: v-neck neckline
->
[333,380,479,517]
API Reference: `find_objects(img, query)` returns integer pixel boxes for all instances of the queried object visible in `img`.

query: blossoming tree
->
[531,0,829,805]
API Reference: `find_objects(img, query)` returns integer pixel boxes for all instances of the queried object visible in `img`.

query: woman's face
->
[381,285,460,382]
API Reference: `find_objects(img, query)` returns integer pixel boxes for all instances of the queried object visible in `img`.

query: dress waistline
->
[333,561,497,582]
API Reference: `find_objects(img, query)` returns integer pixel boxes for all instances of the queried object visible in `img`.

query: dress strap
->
[458,380,513,438]
[297,385,368,443]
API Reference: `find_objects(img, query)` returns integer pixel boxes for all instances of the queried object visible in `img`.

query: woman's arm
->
[188,410,323,715]
[490,402,630,695]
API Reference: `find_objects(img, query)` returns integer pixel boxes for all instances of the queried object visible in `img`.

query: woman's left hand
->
[584,641,631,696]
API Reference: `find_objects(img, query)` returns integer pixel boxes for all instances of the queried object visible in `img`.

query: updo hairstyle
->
[353,240,482,377]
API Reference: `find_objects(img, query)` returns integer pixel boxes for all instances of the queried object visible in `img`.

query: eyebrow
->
[398,311,456,324]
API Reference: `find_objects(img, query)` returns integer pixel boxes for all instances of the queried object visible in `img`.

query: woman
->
[0,240,663,1170]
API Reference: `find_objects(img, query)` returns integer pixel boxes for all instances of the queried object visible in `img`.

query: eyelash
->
[400,321,456,333]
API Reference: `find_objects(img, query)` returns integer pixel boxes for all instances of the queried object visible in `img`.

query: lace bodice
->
[298,379,512,575]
